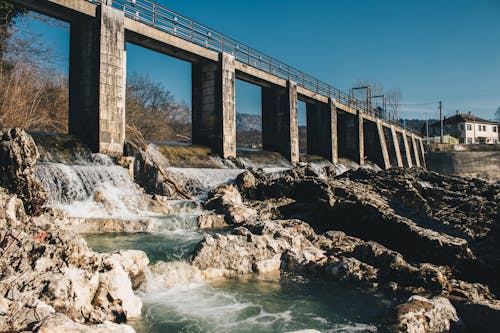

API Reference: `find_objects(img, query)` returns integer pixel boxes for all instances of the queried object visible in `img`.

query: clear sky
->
[16,0,500,122]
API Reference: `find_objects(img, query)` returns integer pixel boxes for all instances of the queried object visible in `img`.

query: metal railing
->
[87,0,407,127]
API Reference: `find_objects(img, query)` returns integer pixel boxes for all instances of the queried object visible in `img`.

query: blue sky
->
[16,0,500,123]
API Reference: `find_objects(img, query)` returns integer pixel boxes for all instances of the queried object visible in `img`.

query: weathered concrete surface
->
[391,126,404,167]
[377,121,391,169]
[262,81,299,163]
[418,138,427,169]
[192,52,236,158]
[405,134,415,167]
[426,150,500,181]
[306,99,338,163]
[10,0,96,21]
[397,131,410,167]
[411,134,421,167]
[337,111,362,164]
[69,4,125,155]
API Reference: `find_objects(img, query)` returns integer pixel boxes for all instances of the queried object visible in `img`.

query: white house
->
[430,112,499,144]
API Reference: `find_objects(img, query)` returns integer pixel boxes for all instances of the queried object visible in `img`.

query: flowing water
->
[35,142,396,333]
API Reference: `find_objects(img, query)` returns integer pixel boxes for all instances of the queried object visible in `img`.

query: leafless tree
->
[386,87,402,121]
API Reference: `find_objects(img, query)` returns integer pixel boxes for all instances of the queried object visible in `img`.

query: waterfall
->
[35,153,150,218]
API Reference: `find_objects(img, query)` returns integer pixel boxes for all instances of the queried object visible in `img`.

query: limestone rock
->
[37,313,136,333]
[0,128,47,214]
[197,213,228,229]
[93,258,142,320]
[395,295,459,333]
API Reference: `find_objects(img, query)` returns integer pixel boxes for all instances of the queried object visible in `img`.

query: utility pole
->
[426,111,429,141]
[439,101,443,144]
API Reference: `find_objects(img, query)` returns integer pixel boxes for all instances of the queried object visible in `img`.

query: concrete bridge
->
[9,0,426,169]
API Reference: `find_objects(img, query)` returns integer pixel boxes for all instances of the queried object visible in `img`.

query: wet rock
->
[394,295,459,333]
[0,128,47,215]
[104,250,149,290]
[37,313,136,333]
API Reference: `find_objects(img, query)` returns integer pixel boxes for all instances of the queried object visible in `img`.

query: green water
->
[86,228,396,333]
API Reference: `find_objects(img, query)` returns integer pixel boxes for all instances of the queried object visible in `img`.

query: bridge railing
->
[86,0,414,132]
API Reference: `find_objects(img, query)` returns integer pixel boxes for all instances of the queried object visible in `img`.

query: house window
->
[477,125,481,131]
[493,139,498,144]
[493,126,497,132]
[467,138,473,144]
[467,124,472,130]
[483,125,487,131]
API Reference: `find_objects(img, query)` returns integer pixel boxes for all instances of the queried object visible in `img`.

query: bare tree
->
[386,87,402,121]
[126,73,191,142]
[495,106,500,122]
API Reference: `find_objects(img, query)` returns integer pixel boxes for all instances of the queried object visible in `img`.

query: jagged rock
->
[394,295,459,333]
[0,128,47,215]
[104,250,149,290]
[197,213,228,229]
[93,258,142,320]
[204,184,257,224]
[235,170,256,190]
[0,188,145,330]
[324,257,379,284]
[37,313,135,333]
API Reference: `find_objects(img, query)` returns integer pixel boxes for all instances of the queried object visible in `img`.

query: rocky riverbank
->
[1,128,499,332]
[192,166,500,332]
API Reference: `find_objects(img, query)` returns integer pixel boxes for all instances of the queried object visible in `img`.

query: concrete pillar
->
[69,3,126,155]
[402,131,413,167]
[262,80,299,164]
[192,52,236,158]
[419,138,427,169]
[411,134,421,167]
[306,98,338,163]
[337,109,363,164]
[376,120,391,169]
[390,125,404,167]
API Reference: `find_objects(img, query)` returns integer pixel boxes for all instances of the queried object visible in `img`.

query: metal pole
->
[426,111,429,140]
[439,101,443,144]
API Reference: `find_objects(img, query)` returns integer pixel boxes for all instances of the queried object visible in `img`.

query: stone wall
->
[426,150,500,181]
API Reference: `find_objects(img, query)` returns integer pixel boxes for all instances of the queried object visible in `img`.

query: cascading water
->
[34,137,394,333]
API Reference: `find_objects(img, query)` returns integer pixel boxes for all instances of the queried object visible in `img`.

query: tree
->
[495,106,500,122]
[0,1,25,61]
[126,73,191,142]
[386,87,402,121]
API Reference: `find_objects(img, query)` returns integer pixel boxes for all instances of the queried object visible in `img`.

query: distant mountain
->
[236,113,262,132]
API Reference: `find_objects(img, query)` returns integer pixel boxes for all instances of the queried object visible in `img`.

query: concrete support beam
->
[69,3,126,155]
[402,131,413,167]
[377,120,391,169]
[411,134,421,167]
[306,98,338,163]
[419,138,427,169]
[391,125,404,167]
[192,52,236,158]
[262,80,299,164]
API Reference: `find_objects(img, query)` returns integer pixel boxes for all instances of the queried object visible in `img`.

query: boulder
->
[197,213,228,229]
[0,128,47,214]
[395,295,459,333]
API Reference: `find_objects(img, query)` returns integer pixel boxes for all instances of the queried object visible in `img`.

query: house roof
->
[430,113,499,127]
